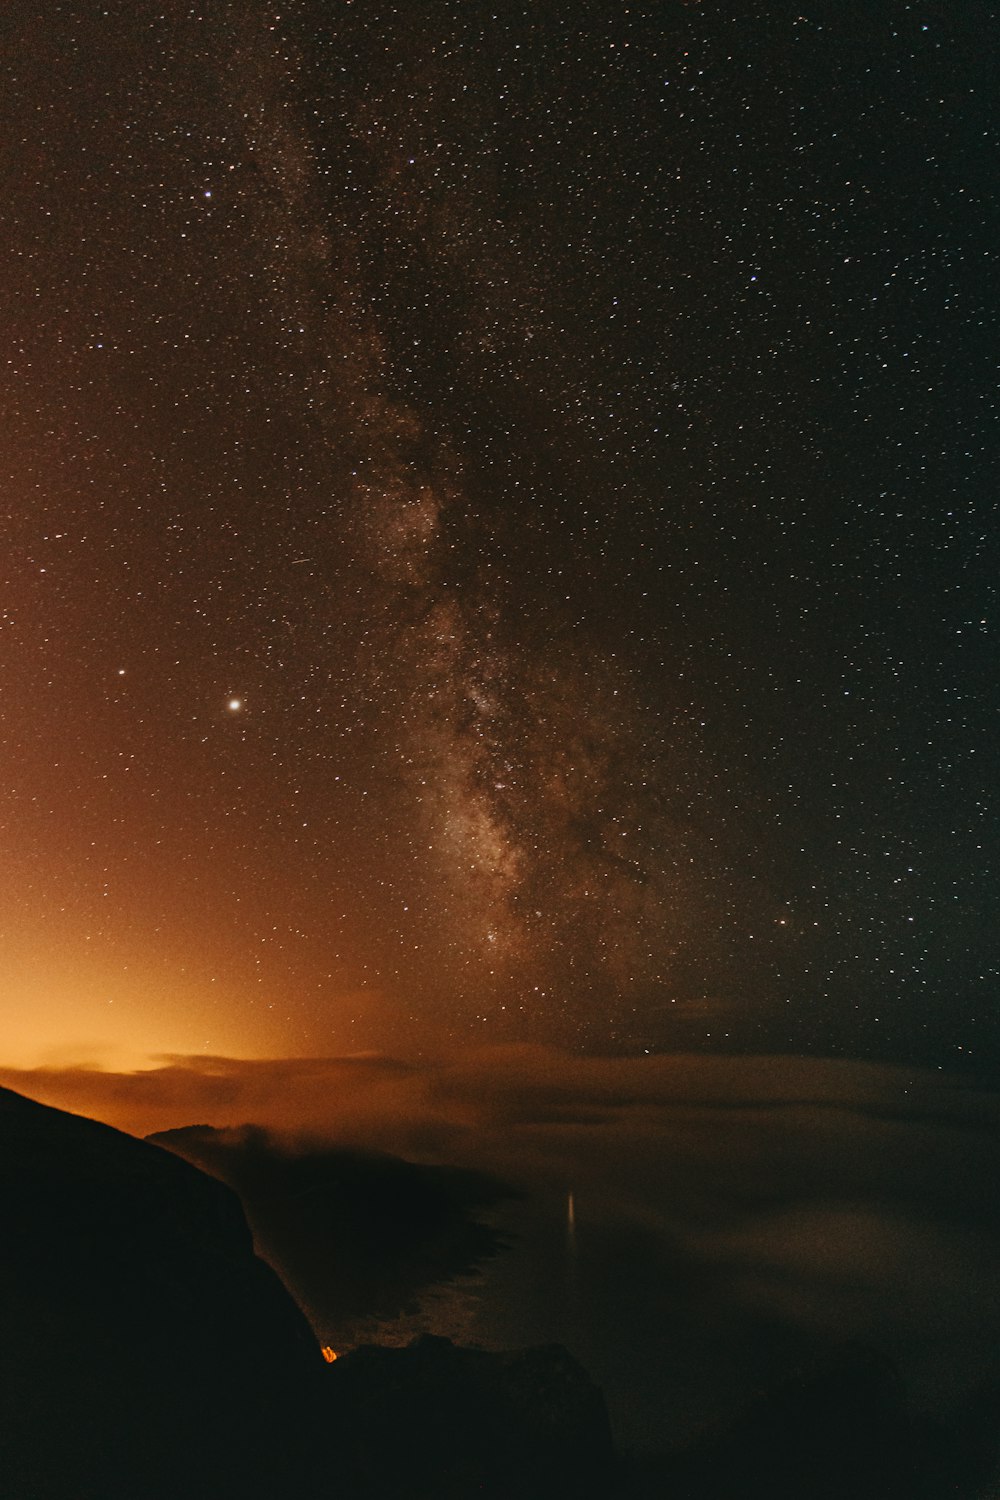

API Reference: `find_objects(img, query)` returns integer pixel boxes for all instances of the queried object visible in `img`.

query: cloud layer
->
[4,1047,998,1451]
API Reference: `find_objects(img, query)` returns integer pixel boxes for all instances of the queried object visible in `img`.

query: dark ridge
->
[0,1086,329,1500]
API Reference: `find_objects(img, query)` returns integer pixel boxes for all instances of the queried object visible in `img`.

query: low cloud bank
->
[3,1047,998,1451]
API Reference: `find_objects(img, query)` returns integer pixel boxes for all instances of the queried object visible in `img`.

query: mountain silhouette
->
[0,1085,330,1499]
[0,1085,620,1499]
[148,1122,515,1331]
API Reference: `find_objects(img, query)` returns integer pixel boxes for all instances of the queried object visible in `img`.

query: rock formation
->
[0,1086,329,1499]
[0,1086,621,1499]
[329,1332,620,1499]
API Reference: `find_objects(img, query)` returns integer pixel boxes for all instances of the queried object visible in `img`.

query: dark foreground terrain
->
[0,1085,995,1498]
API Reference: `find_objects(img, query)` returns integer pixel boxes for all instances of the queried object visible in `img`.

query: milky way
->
[1,2,996,1070]
[216,6,696,1041]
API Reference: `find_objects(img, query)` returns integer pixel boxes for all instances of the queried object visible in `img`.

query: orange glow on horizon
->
[321,1346,338,1363]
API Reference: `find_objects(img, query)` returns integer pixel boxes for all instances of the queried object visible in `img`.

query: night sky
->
[2,0,997,1075]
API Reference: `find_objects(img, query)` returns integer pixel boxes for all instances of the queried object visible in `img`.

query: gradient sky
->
[2,1,996,1073]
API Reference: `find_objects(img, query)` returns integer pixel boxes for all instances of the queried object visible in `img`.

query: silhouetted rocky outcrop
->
[634,1342,984,1500]
[0,1087,620,1500]
[329,1332,621,1499]
[0,1086,329,1499]
[148,1123,514,1332]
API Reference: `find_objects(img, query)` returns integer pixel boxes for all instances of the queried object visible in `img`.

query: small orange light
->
[321,1346,338,1363]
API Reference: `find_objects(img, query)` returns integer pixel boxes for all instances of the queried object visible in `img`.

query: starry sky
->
[2,0,997,1074]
